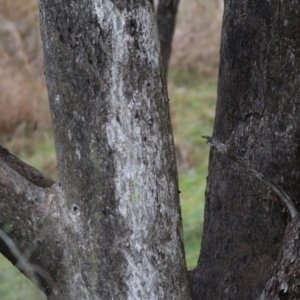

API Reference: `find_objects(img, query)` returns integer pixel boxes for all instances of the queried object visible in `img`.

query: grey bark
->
[260,213,300,300]
[203,136,300,299]
[191,1,300,299]
[0,145,54,188]
[0,161,63,295]
[0,0,191,299]
[5,0,300,299]
[157,0,179,77]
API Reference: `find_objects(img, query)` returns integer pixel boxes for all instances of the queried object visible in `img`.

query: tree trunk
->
[4,1,300,299]
[157,0,179,77]
[0,1,191,299]
[191,1,300,299]
[260,213,300,300]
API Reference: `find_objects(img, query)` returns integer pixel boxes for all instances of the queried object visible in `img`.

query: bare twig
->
[0,228,55,292]
[0,229,31,275]
[202,135,297,219]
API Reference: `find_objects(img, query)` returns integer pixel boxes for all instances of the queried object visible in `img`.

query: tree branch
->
[260,213,300,299]
[0,228,55,291]
[0,145,55,188]
[0,160,63,295]
[202,136,297,219]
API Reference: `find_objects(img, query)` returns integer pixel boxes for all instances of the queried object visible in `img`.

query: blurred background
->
[0,0,222,298]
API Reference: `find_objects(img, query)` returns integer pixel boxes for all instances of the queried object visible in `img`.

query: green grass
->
[169,71,216,165]
[179,165,207,269]
[5,132,57,180]
[168,70,217,269]
[0,70,217,295]
[0,255,45,300]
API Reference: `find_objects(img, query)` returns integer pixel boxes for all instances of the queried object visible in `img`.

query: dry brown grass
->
[170,0,223,76]
[0,0,222,141]
[0,0,50,142]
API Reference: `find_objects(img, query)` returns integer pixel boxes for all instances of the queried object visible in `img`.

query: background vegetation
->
[0,0,222,298]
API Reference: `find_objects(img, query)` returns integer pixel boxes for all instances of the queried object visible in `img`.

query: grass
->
[169,71,216,168]
[168,71,217,269]
[179,165,207,269]
[0,255,45,300]
[4,132,57,180]
[0,70,217,296]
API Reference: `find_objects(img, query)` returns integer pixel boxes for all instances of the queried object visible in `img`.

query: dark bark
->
[202,136,297,219]
[0,1,191,299]
[191,1,300,299]
[260,213,300,300]
[157,0,179,77]
[202,135,300,300]
[6,0,300,299]
[0,145,54,188]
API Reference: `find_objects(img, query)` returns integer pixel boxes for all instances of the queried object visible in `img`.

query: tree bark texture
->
[35,0,190,299]
[157,0,179,77]
[260,212,300,300]
[0,161,63,295]
[191,1,300,299]
[0,145,54,188]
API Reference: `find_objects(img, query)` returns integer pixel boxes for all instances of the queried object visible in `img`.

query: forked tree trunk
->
[3,1,300,299]
[0,1,191,299]
[191,1,300,299]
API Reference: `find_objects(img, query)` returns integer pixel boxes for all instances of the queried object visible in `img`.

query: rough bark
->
[191,1,300,299]
[202,136,297,219]
[0,145,54,188]
[203,136,300,299]
[0,149,56,290]
[32,0,190,299]
[0,161,63,295]
[157,0,179,77]
[260,213,300,300]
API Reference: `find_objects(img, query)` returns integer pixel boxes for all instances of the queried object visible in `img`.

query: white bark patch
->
[94,1,183,299]
[68,130,72,141]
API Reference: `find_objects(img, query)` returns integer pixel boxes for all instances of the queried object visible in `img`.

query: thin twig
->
[202,135,297,219]
[0,229,55,292]
[0,228,30,271]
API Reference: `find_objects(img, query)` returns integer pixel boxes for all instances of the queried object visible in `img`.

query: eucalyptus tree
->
[2,1,300,300]
[0,1,190,299]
